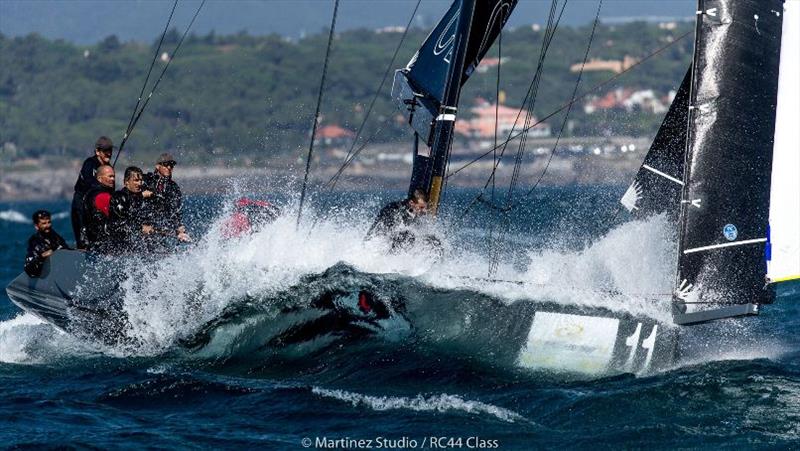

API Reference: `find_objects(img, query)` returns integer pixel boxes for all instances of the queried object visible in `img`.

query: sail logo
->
[723,224,738,241]
[471,1,515,68]
[433,9,459,64]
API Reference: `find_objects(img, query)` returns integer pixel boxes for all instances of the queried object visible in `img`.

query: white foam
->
[426,214,677,323]
[311,387,524,423]
[0,209,68,223]
[116,200,447,354]
[0,209,28,223]
[0,313,93,364]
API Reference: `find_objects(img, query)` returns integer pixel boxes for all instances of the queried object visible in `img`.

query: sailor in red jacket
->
[221,197,280,239]
[83,164,116,251]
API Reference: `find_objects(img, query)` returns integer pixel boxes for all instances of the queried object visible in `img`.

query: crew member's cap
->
[95,136,114,153]
[156,153,177,167]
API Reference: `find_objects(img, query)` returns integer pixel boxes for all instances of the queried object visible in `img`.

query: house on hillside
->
[455,98,551,148]
[570,55,638,74]
[583,88,668,115]
[313,124,355,149]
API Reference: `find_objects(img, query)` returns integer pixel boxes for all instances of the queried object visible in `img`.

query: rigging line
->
[488,0,566,275]
[487,20,504,271]
[511,0,603,209]
[297,0,340,229]
[120,0,178,153]
[458,0,566,222]
[491,0,565,194]
[325,0,422,191]
[491,27,502,202]
[445,28,693,180]
[306,0,415,234]
[447,275,672,297]
[114,0,206,166]
[483,0,566,201]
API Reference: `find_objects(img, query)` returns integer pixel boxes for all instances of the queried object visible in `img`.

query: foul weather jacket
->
[143,172,183,234]
[71,156,103,248]
[25,230,70,277]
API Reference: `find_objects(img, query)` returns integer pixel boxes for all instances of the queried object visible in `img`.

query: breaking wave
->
[0,313,95,364]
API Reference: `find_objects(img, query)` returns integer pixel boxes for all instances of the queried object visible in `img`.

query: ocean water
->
[1,187,798,449]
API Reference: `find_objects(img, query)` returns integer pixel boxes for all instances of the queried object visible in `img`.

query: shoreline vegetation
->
[1,22,692,200]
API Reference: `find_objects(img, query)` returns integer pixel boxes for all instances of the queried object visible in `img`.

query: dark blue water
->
[1,188,798,449]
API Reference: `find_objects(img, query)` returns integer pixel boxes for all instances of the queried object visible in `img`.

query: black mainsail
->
[626,0,787,325]
[673,0,784,323]
[392,0,518,213]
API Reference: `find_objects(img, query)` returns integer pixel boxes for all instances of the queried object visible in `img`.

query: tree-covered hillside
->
[0,21,693,164]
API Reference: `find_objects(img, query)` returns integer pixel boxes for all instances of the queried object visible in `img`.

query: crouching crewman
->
[25,210,71,277]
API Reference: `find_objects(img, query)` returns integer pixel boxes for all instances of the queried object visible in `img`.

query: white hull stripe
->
[436,113,457,121]
[683,237,767,254]
[642,164,684,186]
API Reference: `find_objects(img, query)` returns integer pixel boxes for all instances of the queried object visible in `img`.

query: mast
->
[426,0,477,215]
[392,0,518,215]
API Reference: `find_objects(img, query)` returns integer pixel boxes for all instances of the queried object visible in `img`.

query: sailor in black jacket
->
[143,153,191,243]
[110,166,154,252]
[25,210,70,277]
[365,189,429,244]
[71,136,114,248]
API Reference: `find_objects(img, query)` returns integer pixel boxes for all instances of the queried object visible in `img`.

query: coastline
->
[0,137,648,202]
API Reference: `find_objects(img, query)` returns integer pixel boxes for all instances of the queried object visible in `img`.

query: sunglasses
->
[159,161,176,168]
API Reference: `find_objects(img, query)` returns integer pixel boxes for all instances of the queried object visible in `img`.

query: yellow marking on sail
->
[429,176,443,216]
[769,274,800,284]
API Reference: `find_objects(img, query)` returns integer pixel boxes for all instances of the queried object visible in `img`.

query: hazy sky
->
[1,0,696,44]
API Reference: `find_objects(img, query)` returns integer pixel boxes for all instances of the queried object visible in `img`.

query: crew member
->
[83,164,116,251]
[71,136,114,248]
[365,189,428,248]
[25,210,70,277]
[110,166,154,251]
[143,153,191,243]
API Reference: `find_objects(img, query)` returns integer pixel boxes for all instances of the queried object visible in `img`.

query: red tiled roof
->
[315,124,355,139]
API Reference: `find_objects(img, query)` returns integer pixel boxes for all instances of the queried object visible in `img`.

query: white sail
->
[768,0,800,284]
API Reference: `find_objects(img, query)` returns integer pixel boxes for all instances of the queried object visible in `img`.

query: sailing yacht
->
[5,0,798,375]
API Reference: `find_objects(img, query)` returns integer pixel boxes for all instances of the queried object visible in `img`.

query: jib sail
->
[673,0,783,324]
[620,68,692,218]
[392,0,518,211]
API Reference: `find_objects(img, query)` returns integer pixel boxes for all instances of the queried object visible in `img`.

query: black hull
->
[6,253,678,376]
[5,250,126,340]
